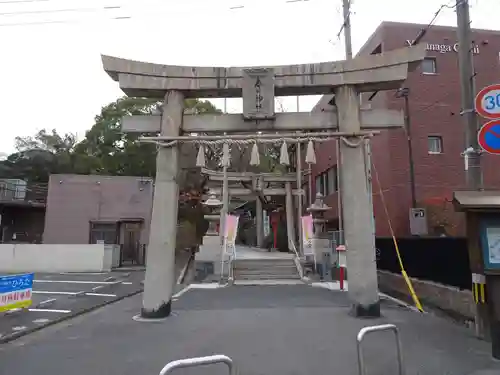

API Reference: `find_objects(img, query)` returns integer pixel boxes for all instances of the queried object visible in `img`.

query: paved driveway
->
[1,284,499,375]
[0,270,144,342]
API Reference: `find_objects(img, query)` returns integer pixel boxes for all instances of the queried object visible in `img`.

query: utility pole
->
[457,0,483,190]
[456,0,488,341]
[342,0,353,60]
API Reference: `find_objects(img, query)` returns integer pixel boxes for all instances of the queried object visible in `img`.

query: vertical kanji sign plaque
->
[242,68,275,120]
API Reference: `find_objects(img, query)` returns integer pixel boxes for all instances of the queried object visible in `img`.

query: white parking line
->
[34,280,117,284]
[28,308,70,313]
[33,291,75,295]
[33,290,117,297]
[122,282,133,285]
[59,272,107,275]
[37,298,56,306]
[5,308,22,314]
[12,326,27,331]
[85,293,117,297]
[33,318,51,324]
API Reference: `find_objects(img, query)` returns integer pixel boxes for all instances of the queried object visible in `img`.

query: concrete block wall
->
[378,270,475,319]
[0,244,119,273]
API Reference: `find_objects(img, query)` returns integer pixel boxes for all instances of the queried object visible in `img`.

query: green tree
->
[0,129,78,182]
[0,97,222,182]
[73,96,223,177]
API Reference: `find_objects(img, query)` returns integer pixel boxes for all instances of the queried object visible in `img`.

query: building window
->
[327,166,338,193]
[316,174,328,196]
[428,136,443,154]
[315,166,339,197]
[315,175,322,195]
[89,222,118,244]
[422,58,437,74]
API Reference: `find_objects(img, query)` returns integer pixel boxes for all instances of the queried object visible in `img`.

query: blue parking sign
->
[0,273,34,312]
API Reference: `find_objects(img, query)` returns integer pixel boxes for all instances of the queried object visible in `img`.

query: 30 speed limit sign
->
[475,84,500,119]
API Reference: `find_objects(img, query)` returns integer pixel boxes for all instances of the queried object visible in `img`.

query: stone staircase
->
[233,258,301,281]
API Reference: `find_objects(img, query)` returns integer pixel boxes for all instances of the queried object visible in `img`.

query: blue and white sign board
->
[0,273,34,312]
[479,217,500,271]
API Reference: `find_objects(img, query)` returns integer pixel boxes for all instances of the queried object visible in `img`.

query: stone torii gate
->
[101,44,426,320]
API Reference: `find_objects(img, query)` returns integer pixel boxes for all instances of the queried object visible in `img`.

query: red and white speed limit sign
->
[475,84,500,119]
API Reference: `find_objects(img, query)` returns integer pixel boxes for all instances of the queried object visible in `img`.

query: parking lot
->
[0,270,144,342]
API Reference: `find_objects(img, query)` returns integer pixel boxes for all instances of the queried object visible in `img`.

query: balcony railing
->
[0,179,48,205]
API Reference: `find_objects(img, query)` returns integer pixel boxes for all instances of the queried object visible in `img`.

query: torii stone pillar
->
[336,86,379,316]
[141,91,184,319]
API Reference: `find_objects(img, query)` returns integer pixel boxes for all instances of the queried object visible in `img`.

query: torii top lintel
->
[101,45,426,99]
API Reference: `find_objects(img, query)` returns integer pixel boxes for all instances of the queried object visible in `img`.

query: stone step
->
[233,261,296,268]
[235,274,301,280]
[234,265,298,270]
[234,267,298,273]
[232,258,300,281]
[233,258,295,265]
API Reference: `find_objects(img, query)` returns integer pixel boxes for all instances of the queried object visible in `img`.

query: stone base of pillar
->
[197,235,224,278]
[350,301,381,318]
[140,300,172,319]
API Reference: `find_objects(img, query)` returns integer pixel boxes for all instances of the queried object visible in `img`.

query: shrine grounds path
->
[1,284,499,375]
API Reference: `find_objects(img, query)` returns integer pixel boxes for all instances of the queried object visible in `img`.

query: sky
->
[0,0,498,156]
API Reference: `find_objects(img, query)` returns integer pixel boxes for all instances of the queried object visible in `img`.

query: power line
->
[0,0,310,17]
[412,0,462,44]
[0,0,50,3]
[398,0,480,114]
[0,5,120,16]
[368,0,462,102]
[0,0,318,26]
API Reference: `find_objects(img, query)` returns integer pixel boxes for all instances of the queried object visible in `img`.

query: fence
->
[0,180,47,205]
[375,237,471,290]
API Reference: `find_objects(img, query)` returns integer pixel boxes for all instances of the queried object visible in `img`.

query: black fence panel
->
[375,237,472,290]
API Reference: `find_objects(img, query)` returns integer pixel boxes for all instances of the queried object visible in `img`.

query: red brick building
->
[309,21,500,237]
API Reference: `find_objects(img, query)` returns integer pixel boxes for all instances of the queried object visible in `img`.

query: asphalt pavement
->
[1,283,500,375]
[0,270,144,343]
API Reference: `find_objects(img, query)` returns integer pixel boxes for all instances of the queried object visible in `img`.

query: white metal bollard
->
[159,354,234,375]
[356,324,404,375]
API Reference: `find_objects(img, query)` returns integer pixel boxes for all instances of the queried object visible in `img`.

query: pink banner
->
[224,214,239,247]
[301,215,313,251]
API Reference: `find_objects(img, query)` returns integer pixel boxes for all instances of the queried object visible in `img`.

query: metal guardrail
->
[220,243,234,285]
[0,180,48,204]
[289,240,304,279]
[159,354,234,375]
[357,324,404,375]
